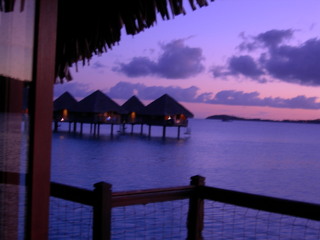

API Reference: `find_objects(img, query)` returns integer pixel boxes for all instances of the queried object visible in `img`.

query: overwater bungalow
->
[71,90,127,135]
[121,96,145,134]
[53,91,77,131]
[143,94,194,139]
[121,96,145,124]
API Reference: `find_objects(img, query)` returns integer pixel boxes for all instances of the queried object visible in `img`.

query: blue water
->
[51,119,320,204]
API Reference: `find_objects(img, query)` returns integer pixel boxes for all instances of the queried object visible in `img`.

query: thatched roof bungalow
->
[53,91,77,122]
[143,94,194,127]
[121,96,145,124]
[72,90,126,124]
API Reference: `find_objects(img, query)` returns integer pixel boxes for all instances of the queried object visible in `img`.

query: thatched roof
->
[143,94,194,117]
[53,91,77,111]
[55,0,213,82]
[1,0,213,82]
[122,96,145,114]
[72,90,126,114]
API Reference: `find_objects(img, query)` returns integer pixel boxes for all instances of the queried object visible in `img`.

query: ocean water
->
[51,119,320,204]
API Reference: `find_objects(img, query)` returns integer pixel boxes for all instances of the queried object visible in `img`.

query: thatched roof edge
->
[55,0,214,82]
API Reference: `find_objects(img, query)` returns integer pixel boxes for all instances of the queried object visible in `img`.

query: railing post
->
[187,175,205,240]
[93,182,112,240]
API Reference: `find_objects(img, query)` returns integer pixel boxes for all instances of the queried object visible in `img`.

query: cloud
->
[213,29,320,86]
[255,29,294,49]
[263,39,320,85]
[208,90,320,109]
[107,82,320,110]
[107,81,201,102]
[212,55,265,82]
[238,29,294,51]
[114,57,157,77]
[228,55,264,77]
[113,39,205,79]
[54,81,320,110]
[54,82,92,99]
[91,61,107,69]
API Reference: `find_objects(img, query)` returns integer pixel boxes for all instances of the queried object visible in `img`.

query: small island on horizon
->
[206,114,320,124]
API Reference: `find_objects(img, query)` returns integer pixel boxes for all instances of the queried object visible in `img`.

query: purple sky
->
[54,0,320,120]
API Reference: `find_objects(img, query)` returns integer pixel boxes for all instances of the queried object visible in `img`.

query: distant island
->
[206,114,320,124]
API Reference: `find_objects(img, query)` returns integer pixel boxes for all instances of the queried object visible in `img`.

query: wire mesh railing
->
[49,197,93,239]
[203,201,320,240]
[49,176,320,240]
[112,200,189,239]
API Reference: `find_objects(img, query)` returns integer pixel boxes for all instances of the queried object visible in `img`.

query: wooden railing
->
[50,175,320,240]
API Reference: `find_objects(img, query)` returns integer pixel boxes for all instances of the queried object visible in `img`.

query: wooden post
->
[162,125,166,140]
[97,123,100,136]
[187,175,205,240]
[140,124,143,135]
[122,123,126,133]
[93,182,112,240]
[26,0,58,238]
[110,124,114,137]
[148,125,151,138]
[80,122,83,135]
[73,122,77,133]
[131,124,134,135]
[177,126,181,140]
[93,123,97,135]
[68,122,72,132]
[53,121,58,132]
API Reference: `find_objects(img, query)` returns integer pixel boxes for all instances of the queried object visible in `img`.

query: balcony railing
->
[50,175,320,240]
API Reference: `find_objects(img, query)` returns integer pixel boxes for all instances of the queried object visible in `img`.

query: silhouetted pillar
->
[80,123,83,135]
[93,182,112,240]
[93,124,97,135]
[187,175,205,240]
[140,124,143,135]
[73,122,77,133]
[54,121,58,132]
[177,126,181,140]
[148,125,151,138]
[162,126,166,140]
[110,124,114,137]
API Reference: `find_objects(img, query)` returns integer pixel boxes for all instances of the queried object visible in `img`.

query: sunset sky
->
[54,0,320,120]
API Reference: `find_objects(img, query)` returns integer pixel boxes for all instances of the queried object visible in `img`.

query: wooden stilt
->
[148,125,151,138]
[162,125,166,140]
[68,122,71,132]
[177,126,181,140]
[140,124,143,135]
[111,124,114,137]
[93,123,97,135]
[73,122,77,133]
[131,124,134,135]
[54,121,58,132]
[80,122,83,135]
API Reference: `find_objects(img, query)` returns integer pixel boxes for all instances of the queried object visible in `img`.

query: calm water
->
[51,119,320,204]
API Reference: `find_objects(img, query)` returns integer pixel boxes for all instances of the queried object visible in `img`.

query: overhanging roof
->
[53,91,77,111]
[143,94,194,117]
[122,96,145,114]
[72,90,126,114]
[1,0,213,82]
